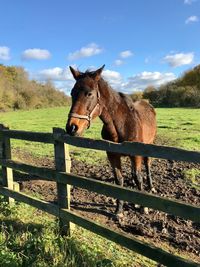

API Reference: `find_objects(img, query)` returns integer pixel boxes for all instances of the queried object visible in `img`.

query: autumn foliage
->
[0,64,70,111]
[130,65,200,107]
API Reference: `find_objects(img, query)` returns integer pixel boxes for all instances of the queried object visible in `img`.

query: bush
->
[0,64,70,111]
[130,64,200,108]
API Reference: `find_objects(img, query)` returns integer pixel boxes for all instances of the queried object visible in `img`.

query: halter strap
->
[68,90,100,129]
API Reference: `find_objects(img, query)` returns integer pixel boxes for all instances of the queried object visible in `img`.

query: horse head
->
[66,65,105,136]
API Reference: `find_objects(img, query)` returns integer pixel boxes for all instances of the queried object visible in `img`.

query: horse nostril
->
[66,124,78,135]
[71,124,78,134]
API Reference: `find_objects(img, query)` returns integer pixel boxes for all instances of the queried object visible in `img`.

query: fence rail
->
[1,128,200,163]
[0,186,198,267]
[0,158,199,222]
[0,124,200,267]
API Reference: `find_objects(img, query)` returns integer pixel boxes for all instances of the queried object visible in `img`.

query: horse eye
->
[86,92,92,97]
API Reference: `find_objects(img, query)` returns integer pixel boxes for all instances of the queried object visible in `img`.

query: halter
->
[69,90,100,129]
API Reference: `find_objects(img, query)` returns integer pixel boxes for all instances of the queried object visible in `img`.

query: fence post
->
[53,127,73,235]
[0,124,14,204]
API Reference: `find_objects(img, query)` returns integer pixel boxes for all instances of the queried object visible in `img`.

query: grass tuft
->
[183,168,200,190]
[0,197,156,267]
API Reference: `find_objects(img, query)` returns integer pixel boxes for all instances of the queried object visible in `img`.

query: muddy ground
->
[13,149,200,263]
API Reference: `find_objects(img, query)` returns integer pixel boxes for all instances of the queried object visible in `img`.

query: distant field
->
[0,107,199,266]
[0,107,199,163]
[156,108,200,150]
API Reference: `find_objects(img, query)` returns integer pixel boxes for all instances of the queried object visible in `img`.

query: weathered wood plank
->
[13,182,20,192]
[53,127,73,235]
[54,133,200,164]
[1,159,199,222]
[0,186,59,216]
[57,173,200,223]
[0,129,54,144]
[0,142,3,158]
[0,124,14,204]
[60,209,199,267]
[0,186,198,267]
[0,128,199,163]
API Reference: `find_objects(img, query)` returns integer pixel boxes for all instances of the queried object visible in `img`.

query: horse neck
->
[98,79,121,124]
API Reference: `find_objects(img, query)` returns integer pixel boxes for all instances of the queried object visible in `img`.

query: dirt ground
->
[14,149,200,263]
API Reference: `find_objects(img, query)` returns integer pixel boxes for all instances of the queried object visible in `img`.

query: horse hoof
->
[141,207,149,214]
[132,180,136,187]
[134,204,141,209]
[151,187,157,194]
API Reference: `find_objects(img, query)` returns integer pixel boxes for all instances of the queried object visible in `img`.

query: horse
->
[66,65,157,217]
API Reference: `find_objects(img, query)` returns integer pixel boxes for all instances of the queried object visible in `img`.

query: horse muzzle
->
[66,123,79,136]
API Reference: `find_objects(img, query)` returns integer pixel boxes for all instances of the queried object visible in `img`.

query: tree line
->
[1,64,199,111]
[130,65,200,107]
[0,64,70,111]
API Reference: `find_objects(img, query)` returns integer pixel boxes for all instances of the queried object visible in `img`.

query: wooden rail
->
[0,159,199,222]
[0,124,200,267]
[1,128,200,163]
[0,186,198,267]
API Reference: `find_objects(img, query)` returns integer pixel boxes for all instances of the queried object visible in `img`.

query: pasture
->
[0,107,199,164]
[0,106,200,267]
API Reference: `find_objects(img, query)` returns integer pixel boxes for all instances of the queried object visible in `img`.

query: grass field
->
[0,197,155,267]
[0,107,199,164]
[0,107,200,267]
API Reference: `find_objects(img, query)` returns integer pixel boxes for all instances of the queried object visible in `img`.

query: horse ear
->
[92,64,105,82]
[69,66,81,80]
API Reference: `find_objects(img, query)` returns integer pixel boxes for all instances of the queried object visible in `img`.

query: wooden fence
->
[0,123,200,267]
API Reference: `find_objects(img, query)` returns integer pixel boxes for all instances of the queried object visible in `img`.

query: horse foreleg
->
[131,156,143,191]
[107,152,124,217]
[131,156,149,214]
[144,157,152,190]
[144,157,156,193]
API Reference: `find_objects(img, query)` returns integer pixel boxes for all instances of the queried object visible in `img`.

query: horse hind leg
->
[107,152,124,217]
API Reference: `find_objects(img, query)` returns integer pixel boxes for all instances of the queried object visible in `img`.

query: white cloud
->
[68,43,103,60]
[114,59,124,66]
[184,0,195,4]
[102,69,123,89]
[163,52,194,67]
[33,66,75,95]
[114,50,133,67]
[123,72,176,93]
[102,69,175,93]
[38,67,66,81]
[37,67,123,92]
[0,46,10,60]
[37,67,73,81]
[119,50,133,58]
[185,15,199,24]
[32,66,176,95]
[22,48,51,60]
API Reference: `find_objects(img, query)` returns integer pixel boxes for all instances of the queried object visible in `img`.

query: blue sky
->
[0,0,200,94]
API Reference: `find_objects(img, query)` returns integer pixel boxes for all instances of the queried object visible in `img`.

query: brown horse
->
[66,65,157,216]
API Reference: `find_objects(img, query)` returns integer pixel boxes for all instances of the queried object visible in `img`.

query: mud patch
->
[13,149,200,262]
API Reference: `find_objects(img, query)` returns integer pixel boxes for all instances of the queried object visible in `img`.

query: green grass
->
[0,196,156,267]
[156,108,200,151]
[0,107,105,164]
[0,107,199,164]
[0,107,200,266]
[183,168,200,190]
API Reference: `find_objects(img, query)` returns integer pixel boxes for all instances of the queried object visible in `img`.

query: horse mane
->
[78,70,140,112]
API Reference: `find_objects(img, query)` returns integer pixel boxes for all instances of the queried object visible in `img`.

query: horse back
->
[133,100,156,144]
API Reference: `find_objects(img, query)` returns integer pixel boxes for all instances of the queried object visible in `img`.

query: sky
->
[0,0,200,95]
